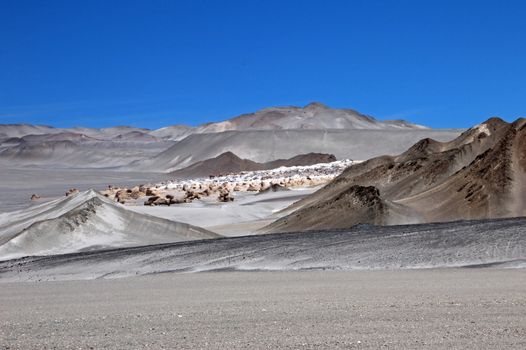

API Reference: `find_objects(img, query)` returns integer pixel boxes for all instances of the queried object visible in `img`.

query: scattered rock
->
[258,183,289,194]
[65,188,79,196]
[185,191,200,201]
[144,196,160,206]
[218,189,234,202]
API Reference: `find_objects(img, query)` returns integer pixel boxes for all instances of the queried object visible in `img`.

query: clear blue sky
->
[1,0,525,129]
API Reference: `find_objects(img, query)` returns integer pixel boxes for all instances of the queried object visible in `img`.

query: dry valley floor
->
[1,270,525,349]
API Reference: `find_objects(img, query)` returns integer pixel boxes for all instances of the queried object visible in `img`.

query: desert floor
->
[0,167,164,212]
[1,269,525,349]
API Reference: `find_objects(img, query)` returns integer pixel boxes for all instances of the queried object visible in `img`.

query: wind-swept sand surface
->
[1,217,524,281]
[0,190,219,260]
[1,270,525,349]
[129,187,320,235]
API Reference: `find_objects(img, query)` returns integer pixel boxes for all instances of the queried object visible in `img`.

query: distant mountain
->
[130,129,461,172]
[262,117,526,232]
[0,190,219,260]
[0,127,171,168]
[0,124,150,141]
[0,103,427,142]
[0,103,461,170]
[152,102,429,140]
[170,151,336,179]
[0,124,58,138]
[193,102,428,133]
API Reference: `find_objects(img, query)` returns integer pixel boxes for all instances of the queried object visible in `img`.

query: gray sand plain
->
[0,167,163,212]
[1,269,525,349]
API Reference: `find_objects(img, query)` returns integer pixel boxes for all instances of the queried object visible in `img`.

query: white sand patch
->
[128,187,320,236]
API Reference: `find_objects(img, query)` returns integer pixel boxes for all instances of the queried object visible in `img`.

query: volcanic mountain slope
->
[146,102,429,140]
[0,103,426,142]
[170,151,336,178]
[193,102,428,133]
[126,102,460,171]
[263,117,526,232]
[131,128,461,172]
[0,103,461,170]
[0,190,219,260]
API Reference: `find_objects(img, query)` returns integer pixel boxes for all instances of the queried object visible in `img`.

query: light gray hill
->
[0,190,219,261]
[0,217,524,282]
[149,125,194,141]
[130,128,462,172]
[0,123,172,168]
[0,124,58,138]
[0,140,172,168]
[70,126,151,139]
[0,124,151,141]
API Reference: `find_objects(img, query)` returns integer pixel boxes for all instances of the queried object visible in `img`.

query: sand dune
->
[0,190,218,260]
[1,217,524,282]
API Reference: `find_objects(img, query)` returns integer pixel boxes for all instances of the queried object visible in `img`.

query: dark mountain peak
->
[481,117,508,129]
[215,151,242,160]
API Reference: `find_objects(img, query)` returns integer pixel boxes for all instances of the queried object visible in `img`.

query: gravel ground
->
[1,269,525,349]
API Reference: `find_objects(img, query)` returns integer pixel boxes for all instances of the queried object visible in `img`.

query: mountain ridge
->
[262,117,526,232]
[0,102,428,141]
[0,103,462,172]
[170,151,337,178]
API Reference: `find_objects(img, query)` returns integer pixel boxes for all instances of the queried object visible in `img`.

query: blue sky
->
[1,0,525,129]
